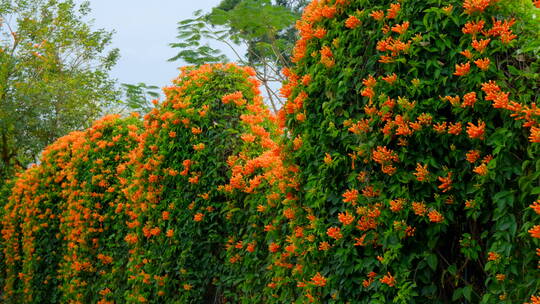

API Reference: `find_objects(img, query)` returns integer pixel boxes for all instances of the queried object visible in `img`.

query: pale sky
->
[81,0,232,90]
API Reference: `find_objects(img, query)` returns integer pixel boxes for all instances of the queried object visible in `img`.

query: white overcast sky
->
[80,0,233,90]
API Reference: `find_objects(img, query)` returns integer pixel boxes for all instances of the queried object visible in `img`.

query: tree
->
[117,82,159,115]
[169,0,307,112]
[0,0,120,179]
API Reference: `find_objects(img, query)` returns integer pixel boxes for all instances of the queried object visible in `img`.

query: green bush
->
[122,63,280,303]
[278,0,539,303]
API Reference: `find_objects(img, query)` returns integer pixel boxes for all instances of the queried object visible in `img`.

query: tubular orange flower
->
[370,10,385,21]
[532,200,540,215]
[529,126,539,143]
[380,272,396,287]
[389,199,404,212]
[487,251,500,261]
[428,210,444,223]
[472,38,490,53]
[193,213,204,222]
[382,73,397,84]
[447,122,462,135]
[473,163,488,175]
[413,163,429,182]
[268,242,280,252]
[318,241,331,251]
[466,150,481,163]
[529,225,540,239]
[462,92,477,107]
[311,272,327,287]
[345,15,361,29]
[460,49,473,59]
[474,58,490,70]
[467,121,486,139]
[314,27,327,39]
[386,3,400,19]
[462,20,485,35]
[342,189,359,205]
[438,172,453,193]
[454,62,471,76]
[338,211,355,225]
[327,227,343,240]
[463,0,493,14]
[412,202,427,216]
[391,21,409,35]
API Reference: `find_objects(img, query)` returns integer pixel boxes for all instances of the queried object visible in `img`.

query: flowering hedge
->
[1,1,540,303]
[278,0,539,303]
[120,63,286,303]
[1,115,142,303]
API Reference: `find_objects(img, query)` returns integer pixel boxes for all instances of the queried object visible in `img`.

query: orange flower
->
[473,163,488,175]
[433,122,447,133]
[467,121,486,139]
[193,143,205,151]
[391,21,409,35]
[389,199,404,212]
[466,150,481,163]
[354,234,366,246]
[284,208,295,220]
[162,211,170,220]
[462,92,477,107]
[311,272,327,287]
[530,200,540,215]
[382,73,397,84]
[166,229,174,238]
[460,49,473,59]
[428,210,444,223]
[529,225,540,239]
[193,212,204,222]
[343,189,358,205]
[447,122,462,135]
[463,0,493,14]
[222,91,243,104]
[530,126,540,143]
[438,172,453,192]
[314,28,327,39]
[380,272,396,287]
[345,15,361,29]
[412,202,427,216]
[338,211,355,225]
[474,58,490,70]
[319,241,331,251]
[361,87,375,99]
[324,153,333,164]
[454,62,471,76]
[413,163,429,182]
[327,227,343,240]
[462,20,485,35]
[471,38,490,53]
[268,242,280,252]
[370,10,385,21]
[487,251,500,261]
[386,3,400,19]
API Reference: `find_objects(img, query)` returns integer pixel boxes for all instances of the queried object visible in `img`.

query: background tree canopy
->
[0,0,119,178]
[169,0,308,111]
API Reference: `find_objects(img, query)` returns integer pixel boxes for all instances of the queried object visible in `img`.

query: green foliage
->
[169,0,306,111]
[119,82,159,115]
[0,0,120,179]
[278,0,540,302]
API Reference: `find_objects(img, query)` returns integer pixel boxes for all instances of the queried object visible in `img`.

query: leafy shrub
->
[1,115,142,303]
[278,0,539,303]
[122,63,281,303]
